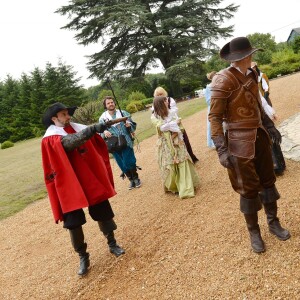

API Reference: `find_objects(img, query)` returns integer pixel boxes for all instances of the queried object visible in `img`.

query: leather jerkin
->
[210,67,268,159]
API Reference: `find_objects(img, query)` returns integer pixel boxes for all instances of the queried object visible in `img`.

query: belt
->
[224,120,261,130]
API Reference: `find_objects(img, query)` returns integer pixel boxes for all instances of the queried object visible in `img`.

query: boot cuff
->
[240,195,262,214]
[259,186,280,204]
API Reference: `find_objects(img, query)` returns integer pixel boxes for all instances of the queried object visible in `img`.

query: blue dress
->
[204,84,215,148]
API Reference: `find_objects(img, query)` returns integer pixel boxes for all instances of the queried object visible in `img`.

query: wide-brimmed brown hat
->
[220,37,263,62]
[42,102,77,128]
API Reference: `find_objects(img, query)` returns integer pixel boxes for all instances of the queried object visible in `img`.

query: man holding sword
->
[99,96,142,190]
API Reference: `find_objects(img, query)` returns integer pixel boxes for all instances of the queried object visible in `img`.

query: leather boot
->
[263,202,291,241]
[98,220,125,257]
[105,231,125,257]
[69,226,90,276]
[244,213,265,253]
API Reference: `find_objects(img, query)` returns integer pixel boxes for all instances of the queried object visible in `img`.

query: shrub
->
[72,100,103,125]
[32,127,43,138]
[128,91,146,102]
[141,98,154,106]
[97,89,113,102]
[1,141,14,149]
[260,48,300,79]
[262,62,300,79]
[271,48,300,66]
[292,36,300,53]
[126,101,145,113]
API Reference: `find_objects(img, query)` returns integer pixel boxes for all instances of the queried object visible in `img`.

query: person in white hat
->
[208,37,290,253]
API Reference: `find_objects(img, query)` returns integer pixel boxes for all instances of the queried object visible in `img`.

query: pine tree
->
[56,0,238,96]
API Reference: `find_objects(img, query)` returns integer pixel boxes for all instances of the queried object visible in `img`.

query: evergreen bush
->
[72,101,102,125]
[1,141,14,149]
[141,98,154,106]
[128,91,147,102]
[126,101,145,113]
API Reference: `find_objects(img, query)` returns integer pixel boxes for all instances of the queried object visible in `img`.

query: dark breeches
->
[227,128,276,199]
[63,200,115,230]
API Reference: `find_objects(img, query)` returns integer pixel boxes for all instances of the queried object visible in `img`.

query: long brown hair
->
[153,96,169,119]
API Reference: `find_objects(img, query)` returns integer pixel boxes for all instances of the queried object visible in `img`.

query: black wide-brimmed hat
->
[42,102,77,128]
[220,37,263,62]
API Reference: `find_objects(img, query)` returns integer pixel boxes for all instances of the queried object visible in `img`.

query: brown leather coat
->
[209,66,269,159]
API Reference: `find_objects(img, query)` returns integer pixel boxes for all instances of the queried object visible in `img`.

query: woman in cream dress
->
[151,96,199,199]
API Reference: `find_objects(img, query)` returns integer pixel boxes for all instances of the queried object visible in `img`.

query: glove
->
[267,127,282,145]
[93,123,107,133]
[212,135,234,169]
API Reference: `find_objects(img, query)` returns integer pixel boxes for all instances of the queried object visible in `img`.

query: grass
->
[0,97,206,220]
[134,97,206,142]
[0,138,47,221]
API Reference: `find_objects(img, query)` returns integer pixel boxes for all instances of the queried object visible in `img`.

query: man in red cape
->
[41,102,125,276]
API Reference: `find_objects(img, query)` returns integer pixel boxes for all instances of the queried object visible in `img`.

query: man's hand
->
[212,135,234,169]
[267,127,282,145]
[104,130,112,138]
[125,120,131,128]
[219,152,234,169]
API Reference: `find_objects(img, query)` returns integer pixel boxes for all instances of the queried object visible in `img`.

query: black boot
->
[263,202,291,241]
[125,171,135,190]
[98,220,125,257]
[106,231,125,257]
[131,168,141,188]
[69,226,90,276]
[244,213,265,253]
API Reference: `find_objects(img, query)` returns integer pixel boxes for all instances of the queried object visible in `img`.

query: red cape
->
[41,130,116,223]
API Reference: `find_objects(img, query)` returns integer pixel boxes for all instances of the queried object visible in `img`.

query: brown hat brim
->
[220,42,263,62]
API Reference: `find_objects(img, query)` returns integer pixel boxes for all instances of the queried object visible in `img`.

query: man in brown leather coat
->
[208,37,290,253]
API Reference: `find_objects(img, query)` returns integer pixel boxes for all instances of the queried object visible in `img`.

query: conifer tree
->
[57,0,238,96]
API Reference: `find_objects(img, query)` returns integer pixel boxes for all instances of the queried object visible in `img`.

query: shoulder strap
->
[227,67,263,112]
[228,67,257,85]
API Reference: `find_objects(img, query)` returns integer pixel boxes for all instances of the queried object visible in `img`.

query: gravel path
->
[1,73,300,300]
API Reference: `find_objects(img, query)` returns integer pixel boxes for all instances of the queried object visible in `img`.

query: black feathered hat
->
[42,102,77,128]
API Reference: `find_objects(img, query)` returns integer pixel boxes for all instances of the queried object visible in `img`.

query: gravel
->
[1,72,300,300]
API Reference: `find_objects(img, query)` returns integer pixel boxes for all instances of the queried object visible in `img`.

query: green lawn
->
[0,97,206,220]
[134,97,206,141]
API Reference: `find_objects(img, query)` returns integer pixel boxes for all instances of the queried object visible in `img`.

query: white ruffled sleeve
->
[260,92,275,120]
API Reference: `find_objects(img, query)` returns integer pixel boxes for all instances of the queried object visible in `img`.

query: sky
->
[1,0,300,88]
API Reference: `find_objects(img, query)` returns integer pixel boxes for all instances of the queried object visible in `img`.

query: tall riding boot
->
[98,220,125,257]
[125,171,135,190]
[106,231,126,257]
[244,213,265,253]
[263,202,291,240]
[131,168,141,188]
[69,226,90,276]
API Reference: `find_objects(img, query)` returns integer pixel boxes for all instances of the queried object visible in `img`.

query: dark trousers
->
[63,200,114,230]
[112,146,137,173]
[227,128,276,199]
